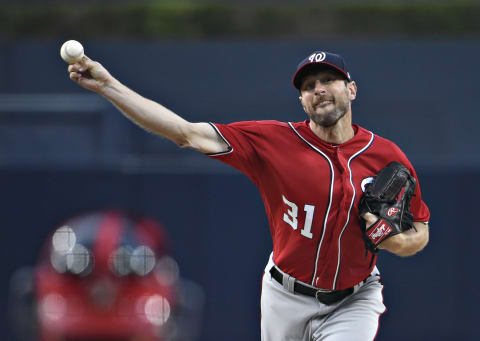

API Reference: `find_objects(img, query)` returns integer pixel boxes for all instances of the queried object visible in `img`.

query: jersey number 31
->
[282,195,315,239]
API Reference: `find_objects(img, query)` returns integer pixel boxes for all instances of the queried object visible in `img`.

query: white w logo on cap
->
[308,52,326,63]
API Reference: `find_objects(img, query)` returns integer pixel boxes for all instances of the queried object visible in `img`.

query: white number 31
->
[282,195,315,239]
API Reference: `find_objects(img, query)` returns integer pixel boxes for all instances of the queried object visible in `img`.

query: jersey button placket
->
[333,148,353,289]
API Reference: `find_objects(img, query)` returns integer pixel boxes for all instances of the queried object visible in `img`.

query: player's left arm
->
[378,221,429,257]
[378,145,430,257]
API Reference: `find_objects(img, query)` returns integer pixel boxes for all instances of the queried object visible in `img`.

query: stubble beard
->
[309,101,349,127]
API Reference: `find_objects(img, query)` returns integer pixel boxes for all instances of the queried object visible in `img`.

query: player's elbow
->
[413,222,430,253]
[159,133,191,149]
[174,136,193,149]
[397,226,429,257]
[419,228,429,250]
[170,123,197,149]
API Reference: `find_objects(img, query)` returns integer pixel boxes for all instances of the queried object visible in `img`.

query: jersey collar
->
[291,120,372,154]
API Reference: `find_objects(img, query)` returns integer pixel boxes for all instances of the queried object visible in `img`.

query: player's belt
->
[269,266,365,305]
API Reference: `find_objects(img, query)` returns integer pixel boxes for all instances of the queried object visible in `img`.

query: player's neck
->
[309,112,354,145]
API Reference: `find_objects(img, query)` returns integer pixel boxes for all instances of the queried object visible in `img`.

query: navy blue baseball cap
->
[292,51,352,90]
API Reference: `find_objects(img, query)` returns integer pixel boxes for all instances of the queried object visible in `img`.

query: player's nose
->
[313,81,327,95]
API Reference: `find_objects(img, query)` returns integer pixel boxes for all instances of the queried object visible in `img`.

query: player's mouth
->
[314,100,334,108]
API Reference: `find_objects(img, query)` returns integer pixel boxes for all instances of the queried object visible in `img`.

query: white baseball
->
[60,40,84,64]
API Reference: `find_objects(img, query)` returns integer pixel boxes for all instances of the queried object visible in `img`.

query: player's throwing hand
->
[68,56,113,93]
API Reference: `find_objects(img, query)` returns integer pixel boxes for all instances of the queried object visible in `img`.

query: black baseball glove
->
[358,161,416,253]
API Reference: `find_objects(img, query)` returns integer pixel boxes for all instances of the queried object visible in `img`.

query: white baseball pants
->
[261,254,386,341]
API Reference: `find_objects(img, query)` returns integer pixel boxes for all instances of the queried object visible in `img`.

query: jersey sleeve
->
[392,144,431,223]
[206,121,265,182]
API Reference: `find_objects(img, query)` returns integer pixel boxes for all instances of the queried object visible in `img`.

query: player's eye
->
[304,82,315,90]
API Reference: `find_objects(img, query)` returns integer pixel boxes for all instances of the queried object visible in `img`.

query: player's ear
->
[299,95,306,106]
[347,81,357,101]
[298,95,307,112]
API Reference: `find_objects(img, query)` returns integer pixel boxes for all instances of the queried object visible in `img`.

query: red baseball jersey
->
[207,120,430,290]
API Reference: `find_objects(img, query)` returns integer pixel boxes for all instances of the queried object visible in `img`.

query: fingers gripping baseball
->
[68,56,112,92]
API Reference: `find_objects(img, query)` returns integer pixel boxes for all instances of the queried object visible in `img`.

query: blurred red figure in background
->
[9,210,204,341]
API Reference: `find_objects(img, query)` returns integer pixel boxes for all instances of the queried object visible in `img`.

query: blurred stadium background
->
[1,0,479,340]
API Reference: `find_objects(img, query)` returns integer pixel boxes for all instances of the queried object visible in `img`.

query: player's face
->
[299,70,357,127]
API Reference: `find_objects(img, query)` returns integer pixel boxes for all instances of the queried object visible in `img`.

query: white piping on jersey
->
[332,131,374,289]
[287,122,334,286]
[206,123,234,156]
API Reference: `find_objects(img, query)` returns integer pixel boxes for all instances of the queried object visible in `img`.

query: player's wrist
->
[98,76,123,98]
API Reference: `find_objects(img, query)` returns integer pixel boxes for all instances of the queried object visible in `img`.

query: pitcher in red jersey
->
[66,49,430,341]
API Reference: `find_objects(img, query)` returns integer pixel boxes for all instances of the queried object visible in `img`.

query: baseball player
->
[67,50,430,340]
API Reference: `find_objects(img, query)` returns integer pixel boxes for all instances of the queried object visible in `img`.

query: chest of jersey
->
[253,125,379,288]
